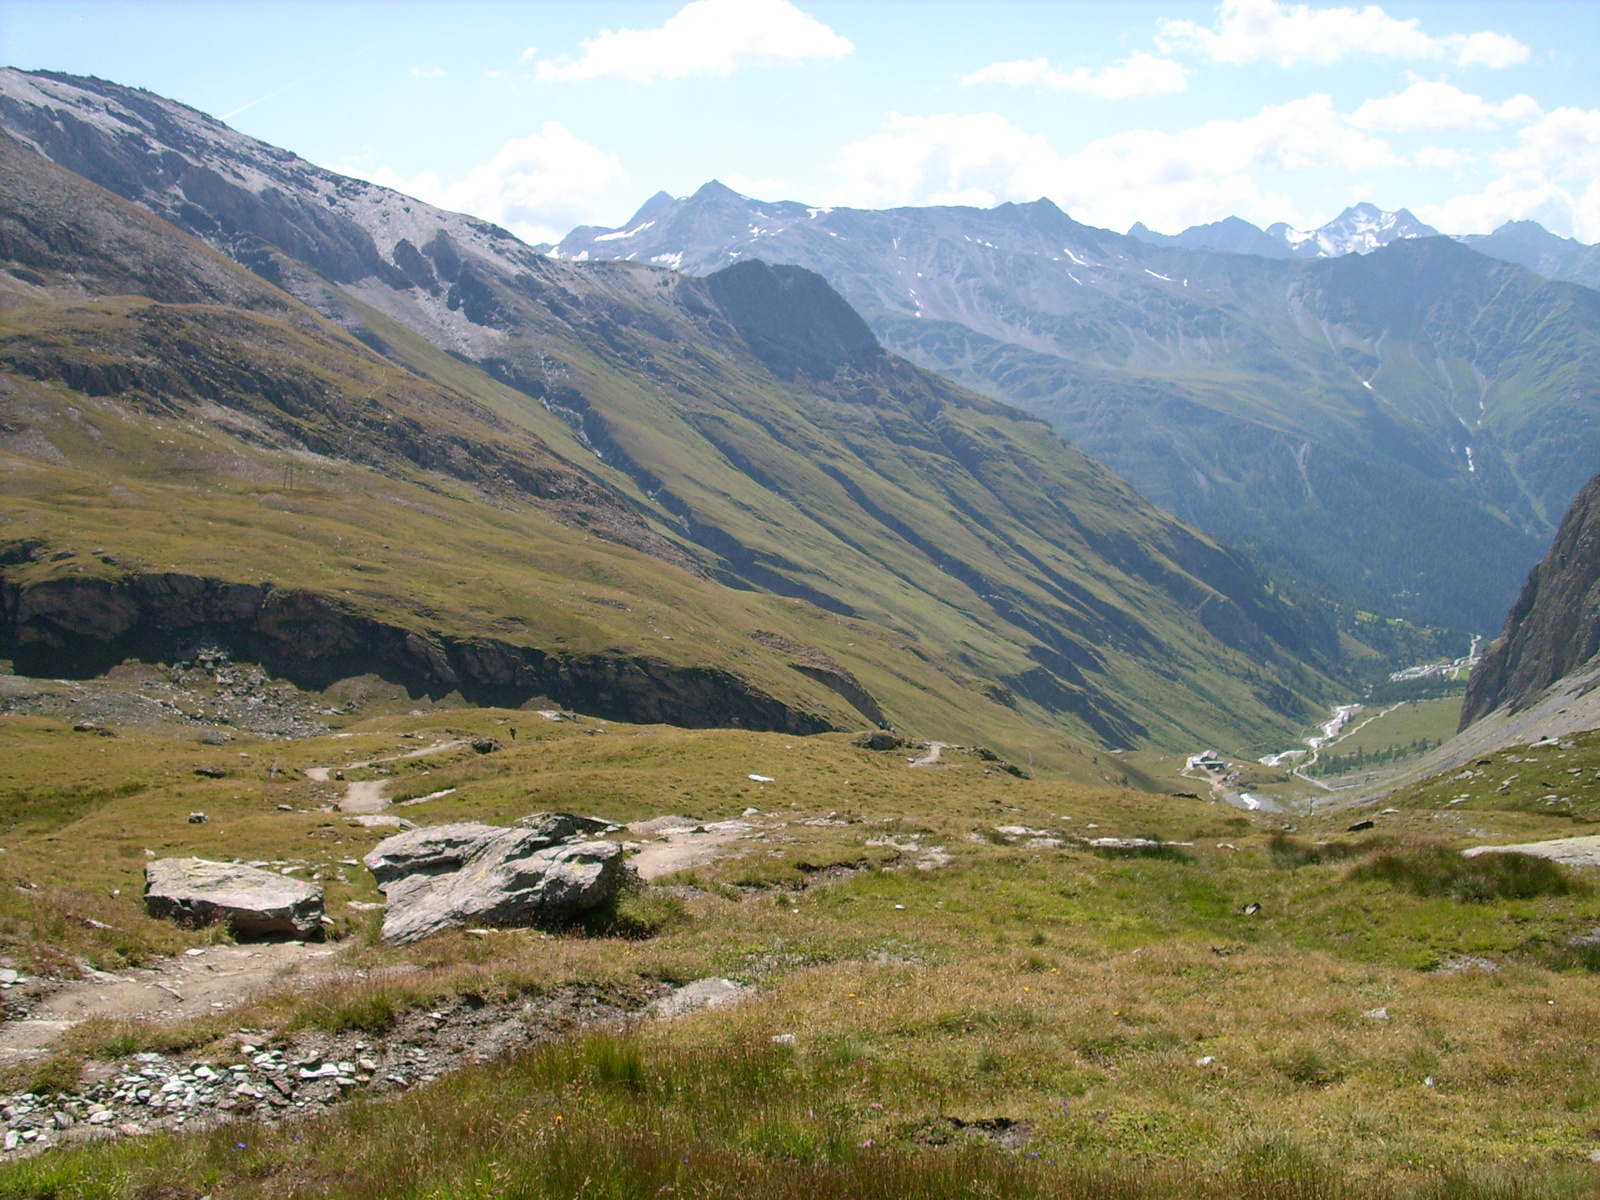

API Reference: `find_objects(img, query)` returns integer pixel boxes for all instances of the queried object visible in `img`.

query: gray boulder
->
[516,811,621,842]
[364,814,624,945]
[145,858,323,937]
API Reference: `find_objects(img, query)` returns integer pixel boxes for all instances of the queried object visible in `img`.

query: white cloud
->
[825,97,1393,232]
[960,51,1187,99]
[1450,30,1532,70]
[1350,82,1540,132]
[344,123,625,245]
[519,46,539,63]
[1159,0,1529,69]
[411,65,445,79]
[532,0,852,84]
[825,112,1063,209]
[1416,107,1600,239]
[1413,145,1476,170]
[1499,106,1600,179]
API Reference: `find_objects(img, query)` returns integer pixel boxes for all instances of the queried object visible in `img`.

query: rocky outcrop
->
[364,815,624,945]
[144,858,323,937]
[0,568,837,734]
[1462,470,1600,727]
[751,630,888,728]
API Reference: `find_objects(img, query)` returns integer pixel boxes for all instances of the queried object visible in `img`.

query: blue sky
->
[4,1,1599,243]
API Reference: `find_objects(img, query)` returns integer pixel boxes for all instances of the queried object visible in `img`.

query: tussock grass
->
[1350,847,1588,903]
[5,1034,1596,1200]
[1269,831,1388,867]
[1088,840,1192,863]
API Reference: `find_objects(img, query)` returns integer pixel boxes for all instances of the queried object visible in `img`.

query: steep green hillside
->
[553,184,1600,634]
[0,92,1348,762]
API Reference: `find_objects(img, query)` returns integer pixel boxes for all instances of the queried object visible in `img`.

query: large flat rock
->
[144,858,324,937]
[365,814,624,945]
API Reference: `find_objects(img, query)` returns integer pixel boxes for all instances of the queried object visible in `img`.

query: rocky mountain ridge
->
[1130,202,1442,259]
[1457,221,1600,292]
[1139,207,1600,292]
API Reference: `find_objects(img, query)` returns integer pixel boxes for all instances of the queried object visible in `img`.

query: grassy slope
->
[5,712,1600,1193]
[0,134,1346,758]
[0,390,1122,779]
[393,258,1343,754]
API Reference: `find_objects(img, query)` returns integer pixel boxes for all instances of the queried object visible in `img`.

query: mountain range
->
[0,67,1382,768]
[1133,206,1600,294]
[1130,202,1442,260]
[550,186,1600,637]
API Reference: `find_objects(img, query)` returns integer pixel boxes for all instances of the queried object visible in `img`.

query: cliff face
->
[1461,471,1600,727]
[0,567,834,733]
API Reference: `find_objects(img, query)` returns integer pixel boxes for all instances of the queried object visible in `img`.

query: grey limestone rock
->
[364,814,624,945]
[144,858,323,937]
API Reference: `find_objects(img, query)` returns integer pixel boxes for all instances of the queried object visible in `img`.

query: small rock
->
[194,767,228,779]
[852,731,903,751]
[52,1112,71,1128]
[469,738,500,755]
[1242,902,1261,915]
[117,1123,144,1137]
[277,804,294,812]
[1363,1007,1390,1021]
[1195,1056,1214,1066]
[87,1110,115,1125]
[649,977,753,1019]
[1347,819,1375,832]
[772,1034,796,1044]
[188,812,208,824]
[0,969,18,984]
[3,1131,17,1151]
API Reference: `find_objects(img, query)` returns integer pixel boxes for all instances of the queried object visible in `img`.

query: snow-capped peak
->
[1268,204,1441,259]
